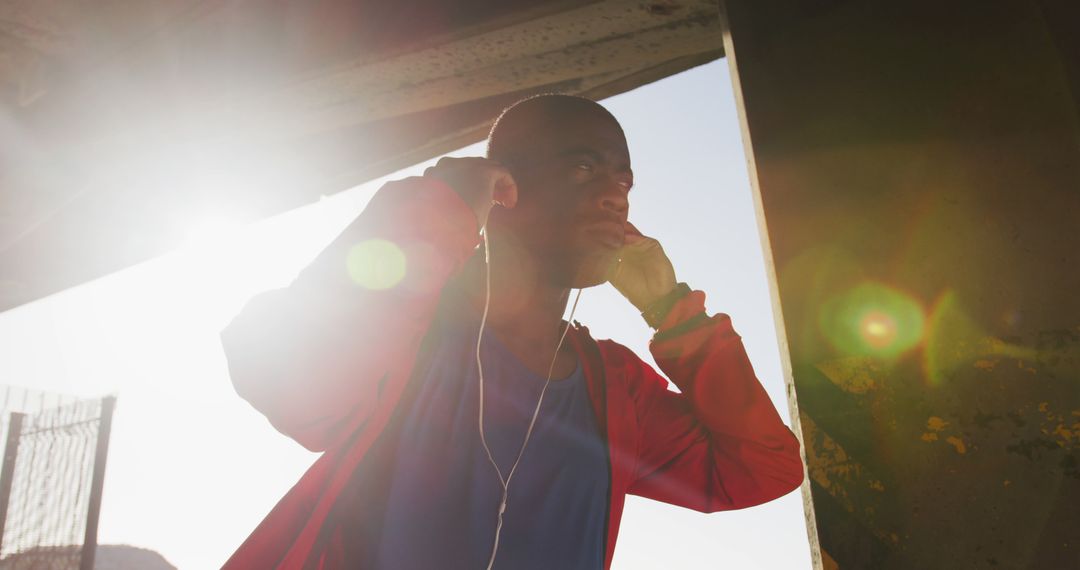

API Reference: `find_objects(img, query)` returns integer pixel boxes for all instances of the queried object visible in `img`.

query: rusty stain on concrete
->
[945,436,967,454]
[800,413,906,551]
[927,416,949,431]
[815,357,884,394]
[821,548,840,570]
[801,413,862,507]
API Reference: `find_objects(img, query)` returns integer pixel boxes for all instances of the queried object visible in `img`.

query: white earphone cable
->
[476,231,583,570]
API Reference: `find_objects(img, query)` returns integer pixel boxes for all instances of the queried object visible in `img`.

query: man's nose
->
[598,179,629,216]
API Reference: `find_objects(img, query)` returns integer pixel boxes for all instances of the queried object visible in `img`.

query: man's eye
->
[575,162,594,172]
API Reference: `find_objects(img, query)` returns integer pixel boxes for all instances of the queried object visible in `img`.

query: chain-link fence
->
[0,387,115,570]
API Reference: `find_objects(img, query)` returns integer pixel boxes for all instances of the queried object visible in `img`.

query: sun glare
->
[183,217,243,251]
[347,239,407,290]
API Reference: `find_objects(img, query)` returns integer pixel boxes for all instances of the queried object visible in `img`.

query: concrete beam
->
[0,0,724,312]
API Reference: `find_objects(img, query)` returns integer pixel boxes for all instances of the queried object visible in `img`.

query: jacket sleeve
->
[623,290,805,511]
[220,177,479,452]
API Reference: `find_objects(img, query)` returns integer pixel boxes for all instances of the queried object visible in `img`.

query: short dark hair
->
[486,94,622,165]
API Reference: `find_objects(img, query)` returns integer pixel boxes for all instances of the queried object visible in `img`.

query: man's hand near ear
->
[424,157,518,227]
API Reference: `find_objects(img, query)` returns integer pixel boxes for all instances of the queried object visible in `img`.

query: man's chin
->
[568,252,619,289]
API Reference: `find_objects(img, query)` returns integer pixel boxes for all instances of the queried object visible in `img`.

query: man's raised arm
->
[607,225,803,510]
[221,163,513,452]
[624,293,804,511]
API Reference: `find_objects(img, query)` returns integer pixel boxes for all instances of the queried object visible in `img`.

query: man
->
[221,94,804,569]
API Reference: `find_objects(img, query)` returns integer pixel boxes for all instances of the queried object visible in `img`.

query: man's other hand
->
[609,222,678,312]
[424,157,518,227]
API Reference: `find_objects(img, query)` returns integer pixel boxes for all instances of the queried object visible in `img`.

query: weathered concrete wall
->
[723,1,1080,568]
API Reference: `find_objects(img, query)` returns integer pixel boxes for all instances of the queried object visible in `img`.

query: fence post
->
[0,412,25,555]
[80,396,116,570]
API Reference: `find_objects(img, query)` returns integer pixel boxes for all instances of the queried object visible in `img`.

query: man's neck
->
[462,236,577,377]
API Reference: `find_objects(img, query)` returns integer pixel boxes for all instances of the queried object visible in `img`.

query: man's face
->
[489,112,634,288]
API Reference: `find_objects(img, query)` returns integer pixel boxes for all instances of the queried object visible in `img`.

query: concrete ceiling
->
[0,0,724,313]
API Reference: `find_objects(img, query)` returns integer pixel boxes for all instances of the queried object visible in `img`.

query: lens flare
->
[347,239,407,290]
[859,310,898,349]
[922,290,1036,385]
[819,282,925,358]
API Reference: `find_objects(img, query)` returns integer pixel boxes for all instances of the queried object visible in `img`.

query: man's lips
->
[584,220,626,249]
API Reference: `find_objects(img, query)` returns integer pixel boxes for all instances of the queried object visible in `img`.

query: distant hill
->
[0,544,176,570]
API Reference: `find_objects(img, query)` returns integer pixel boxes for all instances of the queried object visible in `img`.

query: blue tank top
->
[373,319,610,569]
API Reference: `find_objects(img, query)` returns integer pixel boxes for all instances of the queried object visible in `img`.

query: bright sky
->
[0,60,812,569]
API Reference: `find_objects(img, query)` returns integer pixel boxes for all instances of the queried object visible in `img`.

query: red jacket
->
[221,177,804,569]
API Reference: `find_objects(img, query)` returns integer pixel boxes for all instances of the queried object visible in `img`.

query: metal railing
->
[0,387,115,570]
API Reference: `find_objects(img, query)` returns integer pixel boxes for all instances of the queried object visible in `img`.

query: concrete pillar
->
[723,1,1080,567]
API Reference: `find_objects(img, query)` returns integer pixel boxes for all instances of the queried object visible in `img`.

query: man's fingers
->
[424,155,517,214]
[622,221,647,245]
[427,156,500,173]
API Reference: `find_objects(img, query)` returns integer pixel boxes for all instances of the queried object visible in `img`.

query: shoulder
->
[594,337,637,367]
[588,335,670,400]
[573,325,647,374]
